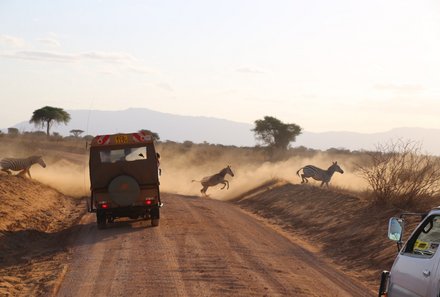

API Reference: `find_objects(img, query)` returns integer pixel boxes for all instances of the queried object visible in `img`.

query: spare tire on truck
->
[108,175,140,207]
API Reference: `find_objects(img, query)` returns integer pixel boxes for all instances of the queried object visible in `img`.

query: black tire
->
[151,218,159,227]
[97,211,107,229]
[150,206,160,227]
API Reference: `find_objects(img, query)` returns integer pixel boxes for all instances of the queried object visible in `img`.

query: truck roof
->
[90,131,154,147]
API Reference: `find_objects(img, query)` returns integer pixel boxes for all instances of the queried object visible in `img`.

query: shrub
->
[356,139,440,204]
[8,127,19,135]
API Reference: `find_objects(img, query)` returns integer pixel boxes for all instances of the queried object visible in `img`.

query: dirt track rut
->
[55,194,374,297]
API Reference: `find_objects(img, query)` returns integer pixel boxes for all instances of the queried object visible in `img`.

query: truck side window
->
[404,215,440,257]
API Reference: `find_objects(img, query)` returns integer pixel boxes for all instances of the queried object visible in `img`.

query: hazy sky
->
[1,0,439,133]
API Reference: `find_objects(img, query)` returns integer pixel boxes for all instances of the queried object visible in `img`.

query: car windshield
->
[99,147,147,163]
[408,215,440,257]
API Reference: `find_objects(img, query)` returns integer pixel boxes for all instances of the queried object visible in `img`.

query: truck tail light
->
[99,201,109,209]
[145,198,153,205]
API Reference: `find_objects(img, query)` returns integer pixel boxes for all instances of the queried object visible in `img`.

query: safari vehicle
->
[88,131,161,229]
[379,208,440,297]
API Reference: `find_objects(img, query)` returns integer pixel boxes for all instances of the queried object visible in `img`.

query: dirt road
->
[55,194,374,297]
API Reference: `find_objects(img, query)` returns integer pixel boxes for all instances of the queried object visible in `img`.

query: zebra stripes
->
[1,155,46,178]
[296,161,344,187]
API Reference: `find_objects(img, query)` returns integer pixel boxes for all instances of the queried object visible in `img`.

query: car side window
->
[405,215,440,257]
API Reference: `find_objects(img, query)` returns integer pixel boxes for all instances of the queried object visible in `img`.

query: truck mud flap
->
[150,206,160,219]
[378,270,390,297]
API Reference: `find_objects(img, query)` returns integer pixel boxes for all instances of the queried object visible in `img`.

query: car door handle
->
[423,270,431,277]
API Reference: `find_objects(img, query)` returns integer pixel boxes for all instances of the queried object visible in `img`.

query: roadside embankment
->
[0,175,84,296]
[231,180,420,290]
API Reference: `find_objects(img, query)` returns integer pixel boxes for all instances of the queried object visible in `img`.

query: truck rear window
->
[99,147,147,163]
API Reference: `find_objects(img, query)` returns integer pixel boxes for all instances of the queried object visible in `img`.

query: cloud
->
[127,65,153,74]
[155,82,174,92]
[373,83,424,93]
[0,34,26,47]
[2,50,75,62]
[1,50,137,63]
[81,51,137,63]
[236,66,265,74]
[37,37,61,47]
[98,70,116,75]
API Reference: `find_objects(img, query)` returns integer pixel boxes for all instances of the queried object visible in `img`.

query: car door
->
[389,215,440,297]
[432,252,440,297]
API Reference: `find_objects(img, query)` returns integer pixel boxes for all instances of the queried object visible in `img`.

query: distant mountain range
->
[5,108,440,155]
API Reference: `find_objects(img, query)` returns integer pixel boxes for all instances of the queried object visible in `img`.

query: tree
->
[83,135,94,141]
[139,129,160,141]
[30,106,71,136]
[7,127,19,135]
[252,116,302,150]
[70,129,84,137]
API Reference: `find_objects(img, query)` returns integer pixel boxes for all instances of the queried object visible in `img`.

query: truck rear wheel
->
[151,218,159,227]
[97,211,107,229]
[150,206,160,227]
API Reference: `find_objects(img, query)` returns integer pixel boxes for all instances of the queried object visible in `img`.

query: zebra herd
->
[0,155,344,194]
[0,156,46,178]
[193,162,344,195]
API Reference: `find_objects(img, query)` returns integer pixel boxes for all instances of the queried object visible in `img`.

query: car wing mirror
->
[388,217,404,252]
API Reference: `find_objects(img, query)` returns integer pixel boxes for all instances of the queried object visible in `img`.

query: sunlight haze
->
[1,0,439,133]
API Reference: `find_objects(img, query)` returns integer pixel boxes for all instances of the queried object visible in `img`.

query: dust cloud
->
[33,158,90,197]
[158,145,368,200]
[0,141,90,197]
[0,139,368,199]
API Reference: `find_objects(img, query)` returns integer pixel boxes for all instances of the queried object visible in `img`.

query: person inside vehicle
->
[156,152,161,176]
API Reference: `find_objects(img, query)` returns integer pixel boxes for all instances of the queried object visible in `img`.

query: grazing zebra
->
[192,165,235,196]
[296,161,344,187]
[0,156,46,178]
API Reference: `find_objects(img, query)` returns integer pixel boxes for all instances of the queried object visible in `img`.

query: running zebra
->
[0,155,46,178]
[296,161,344,187]
[192,165,235,196]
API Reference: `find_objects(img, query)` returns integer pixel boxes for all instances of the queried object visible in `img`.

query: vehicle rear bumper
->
[99,205,159,219]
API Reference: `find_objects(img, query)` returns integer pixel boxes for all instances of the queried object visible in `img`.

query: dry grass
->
[1,134,440,294]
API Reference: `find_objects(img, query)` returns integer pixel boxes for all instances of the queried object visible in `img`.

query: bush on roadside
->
[356,139,440,205]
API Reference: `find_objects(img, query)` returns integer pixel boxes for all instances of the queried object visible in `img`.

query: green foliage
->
[29,106,71,136]
[7,127,19,135]
[24,131,46,137]
[70,129,85,137]
[252,116,302,150]
[139,129,160,141]
[83,135,94,141]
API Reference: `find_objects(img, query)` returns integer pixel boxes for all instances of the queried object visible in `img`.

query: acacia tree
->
[252,116,302,150]
[30,106,71,136]
[70,129,84,137]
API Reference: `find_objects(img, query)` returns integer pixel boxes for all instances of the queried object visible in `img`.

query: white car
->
[379,208,440,297]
